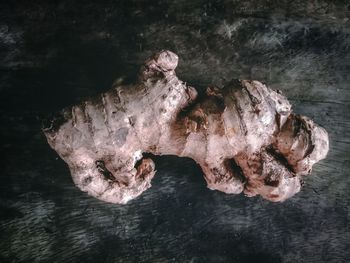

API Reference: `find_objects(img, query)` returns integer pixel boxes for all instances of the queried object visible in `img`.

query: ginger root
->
[43,51,329,204]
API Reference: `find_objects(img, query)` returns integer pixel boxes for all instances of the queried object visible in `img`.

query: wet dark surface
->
[0,1,349,262]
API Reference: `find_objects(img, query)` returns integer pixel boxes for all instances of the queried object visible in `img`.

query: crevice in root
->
[264,177,280,187]
[223,158,246,183]
[266,146,296,174]
[95,160,116,181]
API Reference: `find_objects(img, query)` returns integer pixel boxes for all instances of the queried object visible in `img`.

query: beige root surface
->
[43,50,329,204]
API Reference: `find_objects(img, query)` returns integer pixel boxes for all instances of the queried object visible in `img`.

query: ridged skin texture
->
[43,51,329,204]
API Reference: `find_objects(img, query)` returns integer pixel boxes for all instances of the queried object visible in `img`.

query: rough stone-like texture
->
[0,1,349,262]
[43,51,328,204]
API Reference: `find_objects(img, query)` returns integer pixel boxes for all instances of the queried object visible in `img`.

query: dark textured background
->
[0,1,349,262]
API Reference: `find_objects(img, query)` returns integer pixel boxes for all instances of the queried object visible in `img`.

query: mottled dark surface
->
[0,1,349,262]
